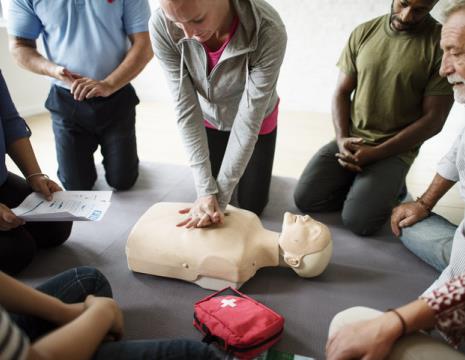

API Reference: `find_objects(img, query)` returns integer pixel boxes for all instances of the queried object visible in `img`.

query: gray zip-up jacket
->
[149,0,287,210]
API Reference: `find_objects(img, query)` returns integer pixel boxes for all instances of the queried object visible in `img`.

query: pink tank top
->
[203,17,278,135]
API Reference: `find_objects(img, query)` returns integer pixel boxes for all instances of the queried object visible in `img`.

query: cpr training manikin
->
[126,203,332,290]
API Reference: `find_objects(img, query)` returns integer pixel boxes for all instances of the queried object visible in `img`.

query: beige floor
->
[7,101,464,225]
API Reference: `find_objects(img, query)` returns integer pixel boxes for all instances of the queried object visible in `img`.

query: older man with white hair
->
[326,2,465,359]
[391,0,465,274]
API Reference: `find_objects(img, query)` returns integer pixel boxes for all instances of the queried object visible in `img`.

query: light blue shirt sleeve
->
[123,0,150,35]
[7,0,43,40]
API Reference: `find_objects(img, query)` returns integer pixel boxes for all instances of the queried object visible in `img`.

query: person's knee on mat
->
[294,191,320,213]
[341,208,386,236]
[27,221,72,249]
[294,187,342,213]
[60,173,97,191]
[73,266,113,298]
[0,230,37,275]
[293,186,312,213]
[293,180,327,213]
[105,170,138,191]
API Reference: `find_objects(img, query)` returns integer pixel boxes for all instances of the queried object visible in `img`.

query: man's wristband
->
[26,172,49,183]
[415,197,432,215]
[386,308,407,337]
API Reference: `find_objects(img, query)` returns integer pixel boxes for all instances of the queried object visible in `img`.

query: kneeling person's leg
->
[47,86,99,190]
[294,140,355,212]
[342,156,409,236]
[100,85,139,191]
[237,128,277,215]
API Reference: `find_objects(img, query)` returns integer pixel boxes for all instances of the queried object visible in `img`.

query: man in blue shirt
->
[8,0,153,191]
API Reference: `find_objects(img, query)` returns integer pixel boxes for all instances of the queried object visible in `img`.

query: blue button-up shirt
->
[0,71,31,186]
[7,0,150,89]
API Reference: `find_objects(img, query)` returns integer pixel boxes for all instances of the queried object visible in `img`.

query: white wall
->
[0,0,459,116]
[0,27,50,116]
[135,0,449,112]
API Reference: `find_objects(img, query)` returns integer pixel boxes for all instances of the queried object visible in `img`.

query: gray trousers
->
[294,140,410,236]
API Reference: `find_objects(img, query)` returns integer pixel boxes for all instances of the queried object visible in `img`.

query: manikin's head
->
[278,212,332,278]
[390,0,439,32]
[440,1,465,103]
[160,0,231,42]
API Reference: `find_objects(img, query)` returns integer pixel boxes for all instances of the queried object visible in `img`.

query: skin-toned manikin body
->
[126,203,332,290]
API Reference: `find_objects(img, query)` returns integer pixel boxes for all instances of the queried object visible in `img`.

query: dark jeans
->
[294,140,410,236]
[0,172,72,275]
[45,84,140,191]
[11,267,223,360]
[206,126,277,215]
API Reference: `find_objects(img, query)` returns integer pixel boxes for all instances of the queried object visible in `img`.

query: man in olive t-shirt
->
[294,0,453,236]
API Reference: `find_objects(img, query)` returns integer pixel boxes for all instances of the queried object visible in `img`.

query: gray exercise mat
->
[18,162,438,359]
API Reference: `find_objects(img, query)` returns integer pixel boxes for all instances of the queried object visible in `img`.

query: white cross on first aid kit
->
[221,298,237,308]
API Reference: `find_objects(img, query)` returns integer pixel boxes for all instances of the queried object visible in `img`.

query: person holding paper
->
[0,70,72,276]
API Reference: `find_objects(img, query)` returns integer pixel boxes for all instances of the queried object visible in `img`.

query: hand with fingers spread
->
[177,195,224,228]
[27,174,62,201]
[326,312,402,360]
[70,77,115,101]
[391,201,430,237]
[335,137,364,172]
[0,203,25,231]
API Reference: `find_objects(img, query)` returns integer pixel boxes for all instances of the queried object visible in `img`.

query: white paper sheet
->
[12,191,112,221]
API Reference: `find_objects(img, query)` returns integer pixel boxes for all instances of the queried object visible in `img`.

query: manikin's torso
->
[126,203,280,289]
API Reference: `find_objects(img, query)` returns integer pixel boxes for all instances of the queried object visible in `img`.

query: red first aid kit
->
[193,287,285,359]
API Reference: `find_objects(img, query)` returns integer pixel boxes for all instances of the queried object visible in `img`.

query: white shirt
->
[424,127,465,294]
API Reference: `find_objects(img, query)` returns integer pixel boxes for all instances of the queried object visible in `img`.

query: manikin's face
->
[279,212,328,267]
[389,0,436,32]
[160,0,227,43]
[440,10,465,104]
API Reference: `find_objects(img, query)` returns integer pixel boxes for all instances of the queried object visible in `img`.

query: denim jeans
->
[11,267,223,360]
[399,213,456,272]
[46,84,140,191]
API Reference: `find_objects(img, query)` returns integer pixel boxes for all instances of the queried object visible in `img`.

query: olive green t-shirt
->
[337,14,452,165]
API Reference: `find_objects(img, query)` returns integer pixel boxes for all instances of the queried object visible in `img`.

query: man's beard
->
[449,73,465,104]
[390,0,421,32]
